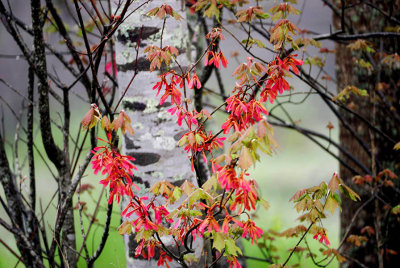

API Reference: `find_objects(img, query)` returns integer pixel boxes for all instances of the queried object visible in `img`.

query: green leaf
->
[333,85,369,102]
[291,41,300,51]
[195,133,204,144]
[177,135,187,147]
[213,232,226,252]
[183,253,198,264]
[257,12,270,19]
[45,24,58,33]
[188,189,210,206]
[157,225,169,237]
[135,229,154,241]
[171,11,183,21]
[333,193,342,204]
[340,184,361,201]
[169,187,182,204]
[204,4,220,19]
[310,39,322,48]
[225,237,242,256]
[325,195,339,214]
[188,209,202,217]
[392,205,400,215]
[149,181,162,195]
[213,234,242,256]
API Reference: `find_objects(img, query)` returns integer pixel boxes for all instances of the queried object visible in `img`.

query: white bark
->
[113,1,203,267]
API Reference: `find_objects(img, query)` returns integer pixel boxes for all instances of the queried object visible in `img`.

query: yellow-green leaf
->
[328,173,340,193]
[180,180,195,196]
[213,232,226,252]
[225,237,242,256]
[340,184,361,201]
[238,147,253,170]
[325,195,339,215]
[259,198,270,211]
[169,187,182,204]
[394,142,400,150]
[202,174,218,192]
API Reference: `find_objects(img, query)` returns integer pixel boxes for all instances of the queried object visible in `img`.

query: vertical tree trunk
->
[335,1,400,267]
[114,1,204,267]
[31,0,76,266]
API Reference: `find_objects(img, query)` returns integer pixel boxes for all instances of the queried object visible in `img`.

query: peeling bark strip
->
[113,1,204,267]
[130,176,150,188]
[117,26,159,45]
[123,101,147,111]
[117,57,151,72]
[127,152,161,166]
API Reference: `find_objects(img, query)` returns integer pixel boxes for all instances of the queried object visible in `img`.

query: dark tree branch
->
[196,16,215,113]
[204,100,369,176]
[0,4,91,92]
[214,67,227,101]
[87,202,113,266]
[282,222,314,266]
[0,217,44,267]
[320,0,351,31]
[294,68,396,144]
[242,255,273,264]
[0,238,23,264]
[357,1,400,25]
[49,151,92,260]
[29,3,78,259]
[31,0,64,170]
[45,0,92,96]
[297,69,374,161]
[0,2,33,64]
[27,65,37,246]
[269,116,361,176]
[323,31,400,41]
[268,113,371,175]
[0,133,36,266]
[73,0,113,116]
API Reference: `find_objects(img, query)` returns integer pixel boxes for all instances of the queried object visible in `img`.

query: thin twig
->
[282,222,314,266]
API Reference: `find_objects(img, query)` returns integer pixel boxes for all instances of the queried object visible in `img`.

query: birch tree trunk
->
[113,1,204,267]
